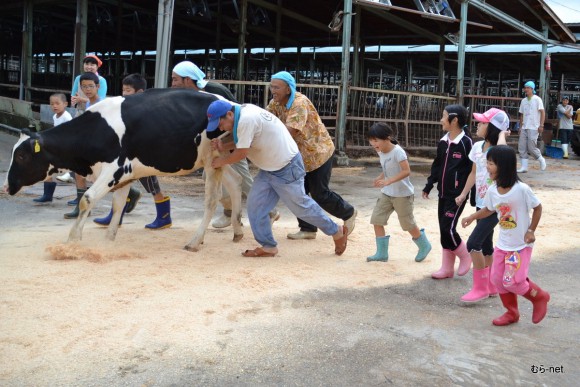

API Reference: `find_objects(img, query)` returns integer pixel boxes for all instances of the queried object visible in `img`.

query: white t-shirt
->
[484,181,541,251]
[378,144,414,197]
[519,95,544,130]
[235,104,299,171]
[53,111,72,126]
[469,141,493,208]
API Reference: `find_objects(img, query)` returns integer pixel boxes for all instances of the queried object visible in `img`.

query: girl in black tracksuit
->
[423,104,475,279]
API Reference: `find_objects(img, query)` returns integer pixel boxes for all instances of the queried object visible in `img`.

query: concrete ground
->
[1,129,579,386]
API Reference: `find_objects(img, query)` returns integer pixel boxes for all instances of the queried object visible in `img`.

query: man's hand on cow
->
[211,138,224,152]
[211,156,226,169]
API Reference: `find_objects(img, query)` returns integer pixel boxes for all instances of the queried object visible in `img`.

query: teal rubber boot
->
[413,228,432,262]
[33,181,57,203]
[367,236,390,262]
[145,196,172,230]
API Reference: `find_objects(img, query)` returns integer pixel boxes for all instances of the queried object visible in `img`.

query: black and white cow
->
[4,88,243,251]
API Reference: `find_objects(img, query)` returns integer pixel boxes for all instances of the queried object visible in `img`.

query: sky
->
[545,0,580,23]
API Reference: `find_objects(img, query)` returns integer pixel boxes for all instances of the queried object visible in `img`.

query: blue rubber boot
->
[93,201,128,226]
[64,189,86,219]
[33,182,57,203]
[413,228,432,262]
[367,236,390,262]
[145,196,172,230]
[125,187,142,214]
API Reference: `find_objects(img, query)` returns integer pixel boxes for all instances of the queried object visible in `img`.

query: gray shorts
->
[370,193,417,231]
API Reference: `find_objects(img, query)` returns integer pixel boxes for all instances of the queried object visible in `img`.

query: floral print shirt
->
[267,92,334,172]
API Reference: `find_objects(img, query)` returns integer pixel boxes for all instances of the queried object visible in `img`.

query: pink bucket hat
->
[473,108,509,131]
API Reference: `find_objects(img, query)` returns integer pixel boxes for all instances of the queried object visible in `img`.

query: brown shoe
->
[333,226,348,256]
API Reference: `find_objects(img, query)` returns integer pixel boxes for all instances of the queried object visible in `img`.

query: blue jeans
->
[247,154,339,248]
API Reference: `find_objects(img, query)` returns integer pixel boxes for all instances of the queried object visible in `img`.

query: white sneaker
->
[212,214,231,228]
[517,159,528,173]
[56,172,74,183]
[539,156,547,171]
[344,209,357,236]
[287,231,317,240]
[269,209,281,226]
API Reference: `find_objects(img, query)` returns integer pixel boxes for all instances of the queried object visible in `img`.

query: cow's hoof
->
[184,245,201,252]
[233,233,244,242]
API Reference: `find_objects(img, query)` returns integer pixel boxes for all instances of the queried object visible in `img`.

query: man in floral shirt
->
[267,71,357,240]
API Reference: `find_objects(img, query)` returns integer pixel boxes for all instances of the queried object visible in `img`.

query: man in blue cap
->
[171,61,280,227]
[518,81,547,172]
[206,99,348,257]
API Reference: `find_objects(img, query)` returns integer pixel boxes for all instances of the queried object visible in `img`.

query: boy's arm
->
[385,159,410,185]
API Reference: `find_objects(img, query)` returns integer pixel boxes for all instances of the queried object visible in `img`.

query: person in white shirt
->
[557,96,574,159]
[33,93,73,203]
[462,145,549,327]
[517,81,547,172]
[207,100,348,257]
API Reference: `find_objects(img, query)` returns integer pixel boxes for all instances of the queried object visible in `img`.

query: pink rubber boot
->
[487,269,498,297]
[460,267,490,302]
[453,241,472,276]
[431,249,455,279]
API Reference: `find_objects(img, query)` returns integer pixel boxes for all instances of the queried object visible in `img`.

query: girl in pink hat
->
[456,108,509,302]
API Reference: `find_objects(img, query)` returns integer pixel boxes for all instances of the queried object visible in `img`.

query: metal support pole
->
[154,0,175,88]
[336,0,353,166]
[236,0,248,100]
[456,0,468,104]
[539,24,548,103]
[72,0,88,85]
[19,0,33,101]
[438,42,445,93]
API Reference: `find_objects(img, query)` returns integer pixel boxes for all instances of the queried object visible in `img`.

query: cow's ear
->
[20,128,37,139]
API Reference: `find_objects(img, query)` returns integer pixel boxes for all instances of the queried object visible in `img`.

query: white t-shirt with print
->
[236,104,299,171]
[519,95,544,130]
[53,111,72,126]
[469,141,493,208]
[484,181,541,251]
[378,144,414,197]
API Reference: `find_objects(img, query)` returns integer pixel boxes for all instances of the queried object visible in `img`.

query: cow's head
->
[4,129,52,195]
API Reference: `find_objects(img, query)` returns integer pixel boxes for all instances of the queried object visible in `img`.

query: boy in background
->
[65,72,102,218]
[33,93,73,203]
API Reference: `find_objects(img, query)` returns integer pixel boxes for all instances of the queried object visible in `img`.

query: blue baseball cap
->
[206,100,233,132]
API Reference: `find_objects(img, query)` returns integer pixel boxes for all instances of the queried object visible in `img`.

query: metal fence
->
[218,80,456,150]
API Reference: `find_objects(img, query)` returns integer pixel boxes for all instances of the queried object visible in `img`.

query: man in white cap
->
[206,99,348,257]
[518,81,546,172]
[171,61,279,227]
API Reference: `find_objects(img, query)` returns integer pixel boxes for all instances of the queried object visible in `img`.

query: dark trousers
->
[466,208,498,256]
[139,176,161,195]
[437,197,467,250]
[297,157,355,232]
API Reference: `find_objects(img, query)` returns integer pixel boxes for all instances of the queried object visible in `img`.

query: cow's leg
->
[221,164,243,241]
[184,165,223,252]
[67,166,122,242]
[105,185,131,241]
